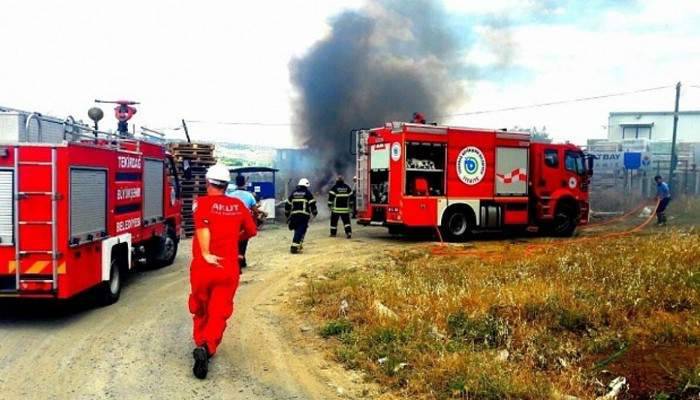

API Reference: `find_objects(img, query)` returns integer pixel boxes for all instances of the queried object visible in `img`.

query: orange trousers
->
[188,262,240,355]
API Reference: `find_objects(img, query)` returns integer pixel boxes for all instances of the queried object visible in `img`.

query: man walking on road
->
[189,164,257,379]
[285,178,317,254]
[654,175,671,225]
[226,174,259,270]
[328,175,353,238]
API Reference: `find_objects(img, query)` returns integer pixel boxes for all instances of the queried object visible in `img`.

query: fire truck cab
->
[354,122,592,240]
[0,107,182,304]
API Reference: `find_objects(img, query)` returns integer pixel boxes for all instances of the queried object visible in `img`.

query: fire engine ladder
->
[355,130,369,213]
[13,146,59,292]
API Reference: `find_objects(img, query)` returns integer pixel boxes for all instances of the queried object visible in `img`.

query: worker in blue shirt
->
[654,175,671,225]
[226,175,259,269]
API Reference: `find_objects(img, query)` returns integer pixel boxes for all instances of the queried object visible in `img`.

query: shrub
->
[447,312,510,348]
[320,320,352,338]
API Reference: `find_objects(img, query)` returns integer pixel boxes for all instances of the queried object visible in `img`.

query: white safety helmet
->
[298,178,311,187]
[205,164,231,185]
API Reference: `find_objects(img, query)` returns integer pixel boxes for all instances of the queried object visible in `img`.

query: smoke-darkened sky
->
[289,0,469,175]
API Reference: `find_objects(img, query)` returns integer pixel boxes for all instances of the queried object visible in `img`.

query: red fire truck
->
[0,107,182,304]
[354,122,592,240]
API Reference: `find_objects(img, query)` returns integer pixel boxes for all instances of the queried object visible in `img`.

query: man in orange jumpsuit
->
[189,164,257,379]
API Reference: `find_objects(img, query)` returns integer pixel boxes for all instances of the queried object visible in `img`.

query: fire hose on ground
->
[430,199,660,259]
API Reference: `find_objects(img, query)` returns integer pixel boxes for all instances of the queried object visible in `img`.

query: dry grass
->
[299,210,700,399]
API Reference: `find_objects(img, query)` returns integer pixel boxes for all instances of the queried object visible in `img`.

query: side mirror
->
[586,156,595,176]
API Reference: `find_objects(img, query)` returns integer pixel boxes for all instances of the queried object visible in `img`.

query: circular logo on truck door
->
[456,146,486,185]
[390,142,401,161]
[568,177,578,189]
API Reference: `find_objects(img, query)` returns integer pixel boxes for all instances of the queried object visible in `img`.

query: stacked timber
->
[168,142,217,237]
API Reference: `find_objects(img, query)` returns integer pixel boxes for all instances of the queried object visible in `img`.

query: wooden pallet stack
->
[168,142,217,237]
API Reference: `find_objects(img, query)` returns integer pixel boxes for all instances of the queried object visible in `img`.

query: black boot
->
[193,346,209,379]
[291,246,299,254]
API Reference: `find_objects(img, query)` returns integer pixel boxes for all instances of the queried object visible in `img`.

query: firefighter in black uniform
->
[328,176,353,239]
[285,178,318,254]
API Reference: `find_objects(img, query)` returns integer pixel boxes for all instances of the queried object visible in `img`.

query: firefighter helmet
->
[298,178,311,187]
[205,164,231,185]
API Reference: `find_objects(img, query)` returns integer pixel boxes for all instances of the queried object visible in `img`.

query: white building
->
[608,110,700,141]
[588,110,700,195]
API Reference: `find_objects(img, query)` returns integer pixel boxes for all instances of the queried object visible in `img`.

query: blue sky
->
[1,0,699,146]
[442,0,700,142]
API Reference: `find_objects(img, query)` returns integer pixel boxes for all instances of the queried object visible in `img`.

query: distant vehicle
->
[352,122,593,240]
[0,106,182,304]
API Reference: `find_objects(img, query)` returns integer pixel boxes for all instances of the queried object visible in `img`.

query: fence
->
[591,162,699,201]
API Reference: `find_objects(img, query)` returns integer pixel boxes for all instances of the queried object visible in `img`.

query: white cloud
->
[450,0,700,145]
[0,0,698,148]
[0,0,362,147]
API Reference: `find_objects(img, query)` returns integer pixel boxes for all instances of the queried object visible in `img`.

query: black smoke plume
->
[289,0,467,183]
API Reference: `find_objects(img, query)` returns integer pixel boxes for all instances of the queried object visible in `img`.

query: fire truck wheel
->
[441,208,473,242]
[551,204,577,237]
[147,228,179,269]
[98,258,121,306]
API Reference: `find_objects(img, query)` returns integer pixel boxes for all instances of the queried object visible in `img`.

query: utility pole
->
[181,119,191,143]
[668,81,681,193]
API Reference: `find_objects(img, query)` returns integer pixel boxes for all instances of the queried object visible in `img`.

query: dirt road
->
[0,223,401,400]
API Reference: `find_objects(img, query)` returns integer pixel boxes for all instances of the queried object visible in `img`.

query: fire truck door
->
[563,150,585,192]
[538,147,562,197]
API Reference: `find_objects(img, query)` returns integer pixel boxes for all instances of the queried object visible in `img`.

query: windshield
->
[565,151,585,175]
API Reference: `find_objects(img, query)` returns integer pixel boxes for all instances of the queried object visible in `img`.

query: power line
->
[440,85,674,118]
[185,119,296,127]
[183,85,676,126]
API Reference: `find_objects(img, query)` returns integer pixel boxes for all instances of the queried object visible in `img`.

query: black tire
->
[550,204,577,237]
[98,258,121,306]
[148,228,179,269]
[440,208,473,242]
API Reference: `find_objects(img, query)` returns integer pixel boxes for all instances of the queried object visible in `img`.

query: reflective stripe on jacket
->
[328,182,353,213]
[285,186,318,217]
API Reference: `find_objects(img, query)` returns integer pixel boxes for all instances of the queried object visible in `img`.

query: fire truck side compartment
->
[495,147,528,196]
[370,143,389,206]
[405,142,446,196]
[70,168,107,241]
[0,170,13,244]
[143,159,164,222]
